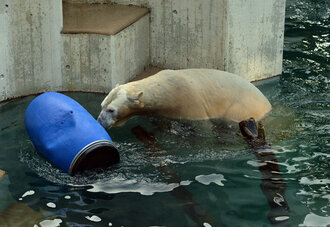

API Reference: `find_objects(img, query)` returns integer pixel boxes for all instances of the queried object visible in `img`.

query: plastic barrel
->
[24,92,119,175]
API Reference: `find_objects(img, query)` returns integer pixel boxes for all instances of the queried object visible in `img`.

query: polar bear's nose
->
[97,114,103,124]
[97,114,110,129]
[97,115,102,123]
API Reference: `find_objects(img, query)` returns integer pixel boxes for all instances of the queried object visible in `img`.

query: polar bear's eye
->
[107,108,115,113]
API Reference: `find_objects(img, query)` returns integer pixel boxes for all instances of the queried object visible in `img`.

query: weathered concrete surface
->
[0,1,10,100]
[113,0,286,80]
[0,0,63,101]
[62,2,149,35]
[0,0,285,102]
[63,0,110,3]
[61,15,149,93]
[113,0,227,70]
[225,0,286,81]
[0,0,149,102]
[110,15,150,86]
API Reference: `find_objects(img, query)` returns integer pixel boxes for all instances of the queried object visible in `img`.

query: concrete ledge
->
[61,14,150,93]
[62,2,149,35]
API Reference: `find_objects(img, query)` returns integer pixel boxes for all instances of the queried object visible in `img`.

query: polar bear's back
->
[138,69,271,122]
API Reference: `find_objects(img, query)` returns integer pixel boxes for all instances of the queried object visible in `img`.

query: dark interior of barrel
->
[71,144,120,175]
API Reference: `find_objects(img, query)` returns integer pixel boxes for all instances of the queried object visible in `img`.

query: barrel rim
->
[68,140,119,175]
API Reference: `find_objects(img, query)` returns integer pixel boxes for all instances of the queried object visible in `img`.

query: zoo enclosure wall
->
[0,0,286,102]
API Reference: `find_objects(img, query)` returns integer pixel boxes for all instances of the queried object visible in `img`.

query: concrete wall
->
[113,0,286,81]
[0,1,10,99]
[0,0,63,101]
[225,1,286,81]
[0,0,149,102]
[0,0,286,102]
[61,15,149,93]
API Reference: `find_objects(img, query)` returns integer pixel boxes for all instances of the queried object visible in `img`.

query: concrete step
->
[61,2,151,93]
[62,2,149,35]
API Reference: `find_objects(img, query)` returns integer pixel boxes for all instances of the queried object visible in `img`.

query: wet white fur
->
[97,69,271,128]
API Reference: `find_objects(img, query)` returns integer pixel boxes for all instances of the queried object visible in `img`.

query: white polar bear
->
[97,69,271,129]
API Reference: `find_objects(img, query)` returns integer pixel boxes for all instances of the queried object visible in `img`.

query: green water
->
[0,0,329,226]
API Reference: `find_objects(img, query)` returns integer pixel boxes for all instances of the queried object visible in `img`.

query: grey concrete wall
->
[0,0,285,102]
[113,0,286,81]
[113,0,227,70]
[0,1,10,99]
[225,0,286,81]
[61,15,149,93]
[0,0,149,102]
[0,0,63,101]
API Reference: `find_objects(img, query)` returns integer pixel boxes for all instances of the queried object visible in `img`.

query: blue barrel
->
[24,92,119,175]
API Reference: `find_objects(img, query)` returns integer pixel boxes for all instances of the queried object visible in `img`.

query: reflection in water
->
[85,215,102,222]
[239,118,290,225]
[39,219,62,227]
[19,190,35,201]
[302,213,330,226]
[195,174,226,186]
[88,176,181,196]
[132,125,214,226]
[0,203,45,226]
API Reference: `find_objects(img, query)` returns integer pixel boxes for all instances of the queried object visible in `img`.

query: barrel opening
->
[70,143,119,176]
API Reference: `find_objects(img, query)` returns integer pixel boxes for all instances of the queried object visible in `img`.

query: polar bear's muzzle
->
[97,112,116,129]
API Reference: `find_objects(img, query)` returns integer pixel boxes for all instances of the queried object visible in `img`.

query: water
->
[0,0,329,226]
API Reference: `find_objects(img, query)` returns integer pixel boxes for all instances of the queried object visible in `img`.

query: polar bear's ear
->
[136,91,143,100]
[128,91,143,104]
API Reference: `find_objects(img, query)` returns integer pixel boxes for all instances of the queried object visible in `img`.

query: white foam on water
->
[195,174,226,186]
[64,195,71,199]
[88,177,180,196]
[19,190,35,200]
[46,202,56,208]
[109,222,112,226]
[86,215,102,222]
[299,213,330,227]
[39,218,62,227]
[203,222,212,227]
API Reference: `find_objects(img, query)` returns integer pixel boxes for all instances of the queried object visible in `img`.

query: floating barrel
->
[24,92,119,175]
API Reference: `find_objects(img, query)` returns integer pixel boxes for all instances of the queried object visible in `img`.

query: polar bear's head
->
[97,84,144,129]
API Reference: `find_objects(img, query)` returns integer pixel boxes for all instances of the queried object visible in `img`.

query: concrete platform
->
[62,2,149,35]
[130,66,163,82]
[61,13,150,93]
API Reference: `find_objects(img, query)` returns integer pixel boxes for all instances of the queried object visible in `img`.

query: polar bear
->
[97,69,271,129]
